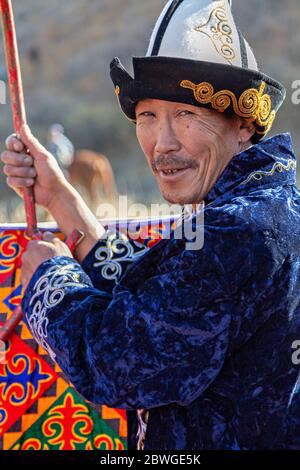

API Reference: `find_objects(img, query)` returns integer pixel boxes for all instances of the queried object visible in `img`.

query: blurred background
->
[0,0,299,222]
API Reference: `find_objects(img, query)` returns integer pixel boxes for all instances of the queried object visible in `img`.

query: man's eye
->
[178,110,193,116]
[138,111,155,117]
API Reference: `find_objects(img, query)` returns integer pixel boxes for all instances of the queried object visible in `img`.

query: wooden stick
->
[0,1,86,342]
[0,0,38,237]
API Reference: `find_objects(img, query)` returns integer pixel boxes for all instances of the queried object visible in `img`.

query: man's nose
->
[154,120,181,154]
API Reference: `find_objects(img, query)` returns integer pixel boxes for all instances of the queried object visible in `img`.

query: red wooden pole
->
[0,0,38,237]
[0,1,85,342]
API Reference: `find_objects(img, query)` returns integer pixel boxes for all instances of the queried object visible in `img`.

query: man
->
[1,0,300,450]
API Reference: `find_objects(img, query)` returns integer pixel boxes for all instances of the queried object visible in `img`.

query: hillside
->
[0,0,299,216]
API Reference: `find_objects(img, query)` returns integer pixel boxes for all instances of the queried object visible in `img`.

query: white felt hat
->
[111,0,286,142]
[147,0,258,70]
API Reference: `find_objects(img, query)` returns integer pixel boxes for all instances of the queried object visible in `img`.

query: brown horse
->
[68,150,118,210]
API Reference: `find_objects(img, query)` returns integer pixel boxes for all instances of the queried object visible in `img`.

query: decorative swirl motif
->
[180,80,276,135]
[91,434,125,450]
[93,231,149,283]
[42,392,93,450]
[0,354,52,405]
[242,159,297,185]
[13,439,49,450]
[28,264,88,360]
[0,406,7,430]
[0,234,21,274]
[194,3,235,64]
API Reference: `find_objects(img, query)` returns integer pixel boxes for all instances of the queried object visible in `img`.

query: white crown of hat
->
[146,0,258,71]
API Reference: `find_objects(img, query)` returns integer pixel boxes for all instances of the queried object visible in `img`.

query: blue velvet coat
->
[22,133,300,450]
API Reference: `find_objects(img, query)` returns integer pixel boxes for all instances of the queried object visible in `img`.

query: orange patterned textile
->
[0,217,177,450]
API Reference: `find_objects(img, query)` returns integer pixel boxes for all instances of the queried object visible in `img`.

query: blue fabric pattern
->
[22,133,300,450]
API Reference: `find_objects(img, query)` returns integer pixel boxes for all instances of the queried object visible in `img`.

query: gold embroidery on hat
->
[194,3,236,65]
[242,159,296,185]
[180,80,276,134]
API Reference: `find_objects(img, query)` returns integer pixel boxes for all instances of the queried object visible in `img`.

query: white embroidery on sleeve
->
[27,263,88,360]
[93,231,149,282]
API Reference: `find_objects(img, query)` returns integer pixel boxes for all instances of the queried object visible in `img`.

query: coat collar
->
[202,133,296,208]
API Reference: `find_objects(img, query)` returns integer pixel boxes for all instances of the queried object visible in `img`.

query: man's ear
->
[239,119,256,144]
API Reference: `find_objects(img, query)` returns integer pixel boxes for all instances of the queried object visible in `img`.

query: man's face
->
[136,99,245,205]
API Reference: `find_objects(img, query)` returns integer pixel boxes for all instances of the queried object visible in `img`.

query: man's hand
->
[21,232,73,291]
[1,124,106,263]
[1,125,70,210]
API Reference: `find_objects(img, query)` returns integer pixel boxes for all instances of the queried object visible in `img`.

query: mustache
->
[152,155,198,171]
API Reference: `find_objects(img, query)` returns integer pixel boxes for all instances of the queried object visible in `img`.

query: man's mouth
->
[158,167,192,180]
[161,169,184,174]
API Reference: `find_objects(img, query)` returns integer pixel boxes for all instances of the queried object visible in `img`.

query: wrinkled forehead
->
[135,98,237,120]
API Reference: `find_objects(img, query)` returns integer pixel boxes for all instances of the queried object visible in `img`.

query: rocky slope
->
[0,0,299,211]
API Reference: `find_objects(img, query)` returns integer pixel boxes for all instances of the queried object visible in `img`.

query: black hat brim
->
[110,56,286,143]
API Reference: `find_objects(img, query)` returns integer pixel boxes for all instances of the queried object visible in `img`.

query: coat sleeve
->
[80,229,150,293]
[21,222,277,410]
